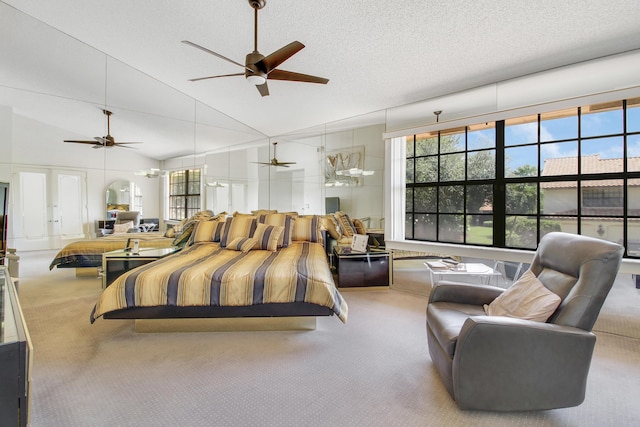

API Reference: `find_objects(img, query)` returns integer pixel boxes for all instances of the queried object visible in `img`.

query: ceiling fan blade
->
[256,41,305,73]
[181,40,251,72]
[64,140,100,145]
[276,162,296,165]
[113,144,139,149]
[268,69,329,84]
[113,142,144,145]
[256,82,269,97]
[189,72,245,82]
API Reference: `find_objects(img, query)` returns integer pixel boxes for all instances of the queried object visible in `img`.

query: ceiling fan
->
[182,0,329,97]
[254,142,296,167]
[64,109,143,149]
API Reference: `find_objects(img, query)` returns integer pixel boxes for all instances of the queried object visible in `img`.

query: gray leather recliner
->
[426,232,623,411]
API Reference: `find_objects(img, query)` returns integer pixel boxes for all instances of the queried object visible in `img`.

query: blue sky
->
[504,107,640,172]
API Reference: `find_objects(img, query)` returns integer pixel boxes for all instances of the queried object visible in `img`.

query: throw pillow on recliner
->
[484,269,561,322]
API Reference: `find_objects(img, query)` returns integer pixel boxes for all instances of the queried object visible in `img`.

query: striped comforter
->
[49,233,175,270]
[90,241,348,323]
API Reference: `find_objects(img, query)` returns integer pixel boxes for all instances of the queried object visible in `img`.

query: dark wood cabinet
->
[333,247,391,287]
[0,268,31,427]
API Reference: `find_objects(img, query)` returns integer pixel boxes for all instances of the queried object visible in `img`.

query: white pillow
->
[484,269,561,322]
[113,221,134,234]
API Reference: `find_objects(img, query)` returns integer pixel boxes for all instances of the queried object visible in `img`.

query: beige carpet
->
[16,250,640,426]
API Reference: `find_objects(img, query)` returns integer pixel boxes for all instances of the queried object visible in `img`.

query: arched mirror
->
[106,180,142,219]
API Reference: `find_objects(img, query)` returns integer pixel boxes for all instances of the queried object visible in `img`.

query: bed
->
[90,214,348,329]
[49,232,175,270]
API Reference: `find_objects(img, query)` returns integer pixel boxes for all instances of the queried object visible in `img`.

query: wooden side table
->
[333,246,391,288]
[102,247,180,288]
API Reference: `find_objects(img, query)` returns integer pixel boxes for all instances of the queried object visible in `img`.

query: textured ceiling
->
[3,0,640,159]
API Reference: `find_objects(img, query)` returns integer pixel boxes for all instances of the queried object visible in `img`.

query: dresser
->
[0,267,32,427]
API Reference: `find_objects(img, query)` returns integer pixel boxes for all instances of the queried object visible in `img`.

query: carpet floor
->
[15,250,640,426]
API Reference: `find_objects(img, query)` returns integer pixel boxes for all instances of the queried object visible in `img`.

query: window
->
[405,98,640,256]
[168,169,201,220]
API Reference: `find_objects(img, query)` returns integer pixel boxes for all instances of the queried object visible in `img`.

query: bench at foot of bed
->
[135,316,317,333]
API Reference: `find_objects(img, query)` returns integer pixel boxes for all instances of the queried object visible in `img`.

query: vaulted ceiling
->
[3,0,640,160]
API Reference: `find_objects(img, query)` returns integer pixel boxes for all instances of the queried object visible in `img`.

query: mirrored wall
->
[0,3,387,246]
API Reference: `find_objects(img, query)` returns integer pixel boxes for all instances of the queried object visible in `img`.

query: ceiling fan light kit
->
[183,0,328,97]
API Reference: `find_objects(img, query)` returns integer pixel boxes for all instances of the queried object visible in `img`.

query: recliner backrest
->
[529,232,623,331]
[115,211,141,227]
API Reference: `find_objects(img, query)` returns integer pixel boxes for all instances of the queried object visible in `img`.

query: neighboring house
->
[541,154,640,252]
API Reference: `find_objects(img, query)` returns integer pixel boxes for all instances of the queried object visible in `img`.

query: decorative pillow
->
[256,213,295,248]
[251,223,284,251]
[189,220,225,244]
[484,269,561,322]
[220,216,257,247]
[319,215,341,240]
[251,209,278,215]
[352,218,367,235]
[334,211,357,238]
[164,227,176,238]
[292,215,322,244]
[225,237,257,253]
[172,219,198,247]
[113,221,134,234]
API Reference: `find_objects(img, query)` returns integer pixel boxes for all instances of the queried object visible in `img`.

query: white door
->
[11,168,87,250]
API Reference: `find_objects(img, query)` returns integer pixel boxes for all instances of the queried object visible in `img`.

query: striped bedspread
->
[49,233,175,270]
[90,241,348,323]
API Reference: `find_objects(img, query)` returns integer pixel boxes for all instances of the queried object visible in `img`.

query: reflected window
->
[169,169,201,220]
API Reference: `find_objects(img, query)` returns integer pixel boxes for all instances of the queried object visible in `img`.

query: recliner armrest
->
[428,281,504,305]
[453,316,596,411]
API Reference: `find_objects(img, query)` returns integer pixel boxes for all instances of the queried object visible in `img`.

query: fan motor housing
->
[248,0,266,10]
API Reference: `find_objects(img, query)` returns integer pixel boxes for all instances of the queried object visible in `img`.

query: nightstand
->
[102,247,180,288]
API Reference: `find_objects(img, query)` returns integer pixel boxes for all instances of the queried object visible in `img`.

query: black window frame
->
[168,169,201,220]
[405,98,640,257]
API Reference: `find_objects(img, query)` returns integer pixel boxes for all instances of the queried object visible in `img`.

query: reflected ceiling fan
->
[182,0,329,97]
[64,109,143,149]
[254,142,296,167]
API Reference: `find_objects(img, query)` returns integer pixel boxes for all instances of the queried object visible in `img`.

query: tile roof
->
[541,155,640,188]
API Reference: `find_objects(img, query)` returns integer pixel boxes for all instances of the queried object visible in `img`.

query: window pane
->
[581,219,623,243]
[405,214,414,239]
[581,180,623,214]
[415,157,438,183]
[440,128,465,154]
[406,136,414,158]
[467,150,495,180]
[415,133,438,156]
[541,216,574,236]
[541,181,577,215]
[540,108,578,142]
[505,115,537,146]
[627,135,640,171]
[628,182,640,216]
[414,187,437,212]
[627,218,640,256]
[405,188,413,212]
[466,184,493,214]
[505,145,538,178]
[505,215,538,249]
[581,137,623,174]
[627,97,640,133]
[467,215,493,245]
[414,214,436,240]
[438,214,464,242]
[506,183,537,215]
[439,186,463,213]
[581,101,623,137]
[540,141,578,175]
[406,158,414,183]
[467,122,495,150]
[439,153,465,181]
